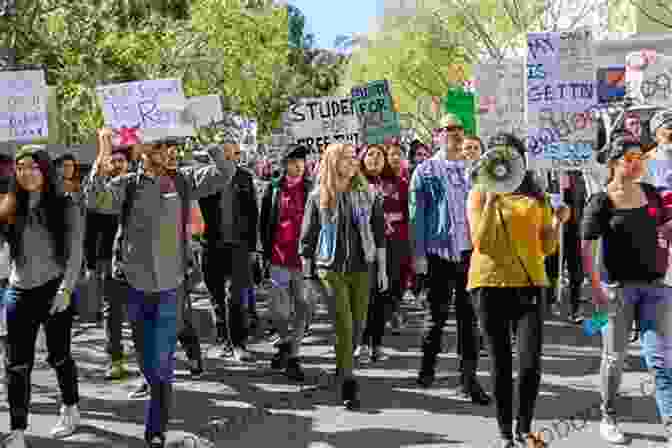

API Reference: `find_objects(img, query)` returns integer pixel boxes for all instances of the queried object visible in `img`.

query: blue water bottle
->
[583,310,608,336]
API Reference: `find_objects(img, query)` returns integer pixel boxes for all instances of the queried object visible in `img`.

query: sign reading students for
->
[526,29,597,171]
[96,78,195,142]
[286,96,360,151]
[0,69,49,143]
[351,80,400,144]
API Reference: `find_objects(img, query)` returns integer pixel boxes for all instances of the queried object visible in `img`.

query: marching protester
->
[199,140,258,363]
[461,135,484,161]
[89,130,235,448]
[467,133,569,447]
[259,144,313,381]
[0,145,84,447]
[300,142,387,409]
[82,145,131,379]
[581,136,672,445]
[408,139,431,177]
[410,114,490,405]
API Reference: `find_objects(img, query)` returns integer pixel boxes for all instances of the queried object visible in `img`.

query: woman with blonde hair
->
[299,142,387,409]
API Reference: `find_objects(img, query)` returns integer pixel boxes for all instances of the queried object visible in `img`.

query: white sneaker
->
[50,404,80,438]
[599,416,626,444]
[358,346,371,364]
[3,430,26,448]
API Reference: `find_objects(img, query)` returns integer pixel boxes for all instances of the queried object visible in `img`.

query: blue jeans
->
[127,288,177,439]
[604,283,672,419]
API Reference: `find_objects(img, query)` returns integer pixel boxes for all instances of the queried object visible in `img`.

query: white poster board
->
[96,78,195,142]
[0,69,48,143]
[186,95,223,128]
[526,29,598,171]
[286,96,361,151]
[626,49,672,108]
[220,112,258,152]
[476,59,525,146]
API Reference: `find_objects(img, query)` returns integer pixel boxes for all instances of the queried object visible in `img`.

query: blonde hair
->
[319,143,354,209]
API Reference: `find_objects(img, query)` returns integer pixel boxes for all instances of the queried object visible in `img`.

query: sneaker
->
[371,347,389,362]
[189,359,204,378]
[50,404,80,438]
[599,416,626,444]
[230,347,255,363]
[212,343,234,358]
[355,346,371,364]
[128,381,150,399]
[104,360,128,380]
[2,430,26,448]
[147,434,165,448]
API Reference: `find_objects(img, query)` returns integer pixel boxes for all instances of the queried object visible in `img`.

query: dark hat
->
[283,144,309,161]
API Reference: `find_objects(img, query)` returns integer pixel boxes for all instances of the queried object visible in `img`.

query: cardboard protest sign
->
[351,80,400,144]
[286,96,360,151]
[526,29,598,171]
[186,95,223,128]
[0,69,48,143]
[96,78,195,142]
[626,49,672,108]
[476,59,525,145]
[442,87,476,136]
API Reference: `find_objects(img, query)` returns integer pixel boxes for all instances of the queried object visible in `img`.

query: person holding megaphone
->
[466,133,570,448]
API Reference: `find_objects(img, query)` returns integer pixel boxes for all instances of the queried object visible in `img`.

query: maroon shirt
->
[369,176,410,241]
[271,177,305,269]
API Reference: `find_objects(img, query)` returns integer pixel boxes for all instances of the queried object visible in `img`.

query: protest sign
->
[626,49,672,108]
[351,80,400,144]
[218,112,258,152]
[441,87,476,136]
[186,95,223,128]
[526,29,598,170]
[96,78,195,142]
[286,96,361,151]
[476,59,525,145]
[0,68,49,143]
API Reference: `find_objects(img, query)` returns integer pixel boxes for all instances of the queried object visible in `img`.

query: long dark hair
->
[492,133,545,201]
[10,150,69,266]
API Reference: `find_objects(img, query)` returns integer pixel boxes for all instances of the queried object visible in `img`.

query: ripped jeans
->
[127,288,177,439]
[600,282,672,419]
[5,275,79,430]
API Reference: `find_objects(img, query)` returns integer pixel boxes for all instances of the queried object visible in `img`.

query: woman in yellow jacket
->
[467,133,569,448]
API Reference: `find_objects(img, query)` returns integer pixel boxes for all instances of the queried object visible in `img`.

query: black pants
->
[472,287,544,438]
[84,212,119,271]
[202,244,252,348]
[420,254,479,375]
[5,276,79,430]
[563,224,583,315]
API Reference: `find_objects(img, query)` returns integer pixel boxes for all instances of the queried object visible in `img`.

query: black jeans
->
[202,244,251,348]
[104,275,126,361]
[472,287,544,438]
[420,254,479,375]
[563,224,583,315]
[84,212,119,271]
[5,276,79,430]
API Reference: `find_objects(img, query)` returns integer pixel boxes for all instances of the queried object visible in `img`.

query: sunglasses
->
[622,152,643,163]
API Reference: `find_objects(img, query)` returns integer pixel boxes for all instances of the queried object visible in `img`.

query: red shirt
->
[368,176,410,241]
[271,177,305,269]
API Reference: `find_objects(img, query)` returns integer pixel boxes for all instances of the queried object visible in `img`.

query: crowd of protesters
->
[0,108,671,448]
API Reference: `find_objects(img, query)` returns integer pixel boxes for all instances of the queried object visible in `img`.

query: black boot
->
[342,378,360,410]
[271,341,291,370]
[457,359,491,405]
[286,357,305,382]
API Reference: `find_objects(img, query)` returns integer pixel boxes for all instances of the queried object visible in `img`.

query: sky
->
[289,0,380,49]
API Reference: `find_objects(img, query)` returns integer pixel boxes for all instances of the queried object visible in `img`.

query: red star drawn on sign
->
[114,126,142,146]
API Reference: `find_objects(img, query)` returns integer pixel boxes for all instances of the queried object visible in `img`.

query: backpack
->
[112,172,201,291]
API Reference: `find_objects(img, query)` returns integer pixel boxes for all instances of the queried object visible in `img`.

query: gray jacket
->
[88,146,235,292]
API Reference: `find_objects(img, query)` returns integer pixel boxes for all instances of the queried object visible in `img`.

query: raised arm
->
[178,145,236,200]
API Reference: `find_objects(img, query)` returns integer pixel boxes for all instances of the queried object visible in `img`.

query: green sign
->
[442,88,476,135]
[351,80,401,144]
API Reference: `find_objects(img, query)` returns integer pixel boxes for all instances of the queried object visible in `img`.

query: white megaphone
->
[468,144,526,193]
